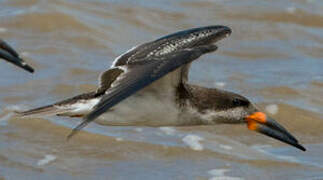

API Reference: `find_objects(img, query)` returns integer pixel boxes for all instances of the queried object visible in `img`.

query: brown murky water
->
[0,0,323,179]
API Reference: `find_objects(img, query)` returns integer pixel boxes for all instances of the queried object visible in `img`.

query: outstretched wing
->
[0,39,34,73]
[67,44,218,139]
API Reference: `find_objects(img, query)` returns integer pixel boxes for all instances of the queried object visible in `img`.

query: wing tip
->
[0,39,35,73]
[67,115,92,140]
[21,62,35,73]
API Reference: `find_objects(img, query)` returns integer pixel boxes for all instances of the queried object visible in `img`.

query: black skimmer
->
[0,39,34,73]
[17,26,305,151]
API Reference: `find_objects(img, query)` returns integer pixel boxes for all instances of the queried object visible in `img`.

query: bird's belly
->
[94,92,180,126]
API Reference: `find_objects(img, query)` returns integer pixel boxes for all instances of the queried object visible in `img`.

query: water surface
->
[0,0,322,179]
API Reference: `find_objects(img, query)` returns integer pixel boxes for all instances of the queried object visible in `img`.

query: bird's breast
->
[94,88,181,126]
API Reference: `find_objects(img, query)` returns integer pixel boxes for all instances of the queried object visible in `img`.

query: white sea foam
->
[115,137,124,141]
[276,155,299,162]
[159,127,176,135]
[21,51,30,57]
[37,154,56,166]
[219,144,233,150]
[182,134,204,151]
[134,128,143,132]
[265,104,279,115]
[252,145,299,163]
[208,169,230,176]
[0,105,29,126]
[214,82,226,88]
[0,112,13,126]
[0,27,7,33]
[208,169,244,180]
[209,176,244,180]
[6,104,27,111]
[286,6,296,14]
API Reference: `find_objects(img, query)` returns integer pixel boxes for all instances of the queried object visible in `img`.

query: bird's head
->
[192,88,306,151]
[214,92,306,151]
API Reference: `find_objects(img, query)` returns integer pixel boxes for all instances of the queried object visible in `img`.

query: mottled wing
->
[67,44,218,138]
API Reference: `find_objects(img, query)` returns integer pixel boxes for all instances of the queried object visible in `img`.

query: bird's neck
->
[176,83,245,125]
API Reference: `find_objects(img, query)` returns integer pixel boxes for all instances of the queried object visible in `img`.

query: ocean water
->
[0,0,322,179]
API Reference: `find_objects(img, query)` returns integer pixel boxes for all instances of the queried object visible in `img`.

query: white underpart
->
[95,69,182,126]
[62,98,100,115]
[95,88,179,126]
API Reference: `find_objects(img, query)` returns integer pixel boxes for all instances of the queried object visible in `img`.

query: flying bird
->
[17,26,306,151]
[0,39,34,73]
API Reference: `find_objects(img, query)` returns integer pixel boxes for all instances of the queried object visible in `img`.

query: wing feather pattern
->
[67,44,217,139]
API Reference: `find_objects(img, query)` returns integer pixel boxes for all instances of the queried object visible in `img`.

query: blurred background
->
[0,0,322,179]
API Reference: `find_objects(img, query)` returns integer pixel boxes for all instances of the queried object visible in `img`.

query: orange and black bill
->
[246,112,306,151]
[0,39,34,73]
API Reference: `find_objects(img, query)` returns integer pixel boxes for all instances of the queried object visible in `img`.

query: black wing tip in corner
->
[0,39,35,73]
[21,62,35,73]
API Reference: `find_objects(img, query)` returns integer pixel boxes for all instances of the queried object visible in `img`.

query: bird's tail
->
[15,104,72,118]
[15,91,99,118]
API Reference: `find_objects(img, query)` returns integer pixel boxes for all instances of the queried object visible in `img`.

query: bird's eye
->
[232,98,249,107]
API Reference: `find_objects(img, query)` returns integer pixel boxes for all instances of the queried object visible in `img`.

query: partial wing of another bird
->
[67,44,218,139]
[0,39,34,73]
